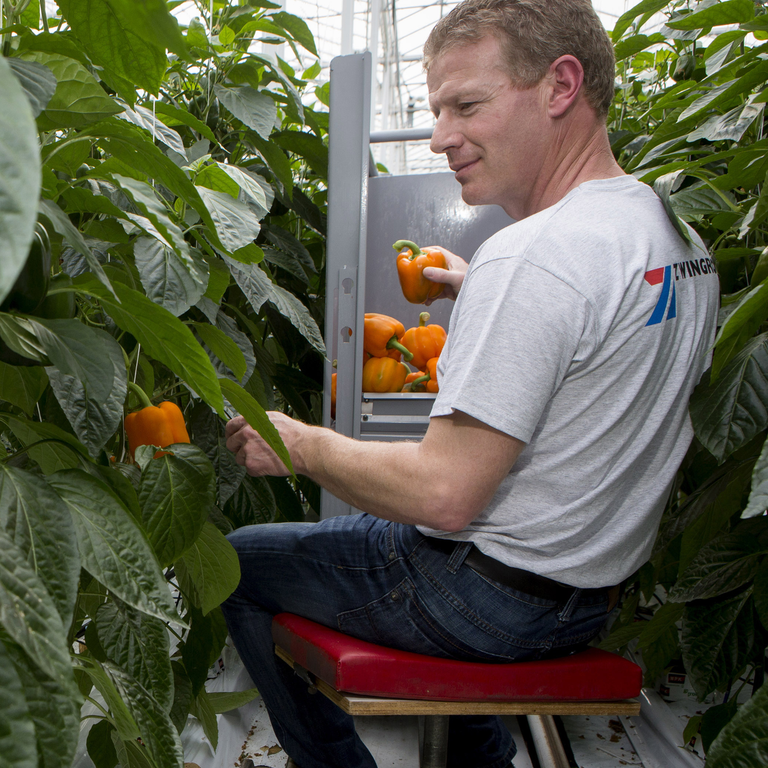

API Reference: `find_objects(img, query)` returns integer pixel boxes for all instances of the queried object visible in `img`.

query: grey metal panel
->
[322,52,372,519]
[364,172,513,331]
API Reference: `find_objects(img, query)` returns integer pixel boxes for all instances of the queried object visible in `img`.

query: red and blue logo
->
[645,266,676,326]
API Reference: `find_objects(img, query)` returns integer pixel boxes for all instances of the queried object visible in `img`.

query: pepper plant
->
[0,0,327,765]
[597,1,768,764]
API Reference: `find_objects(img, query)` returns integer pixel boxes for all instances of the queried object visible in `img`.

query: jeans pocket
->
[337,577,471,658]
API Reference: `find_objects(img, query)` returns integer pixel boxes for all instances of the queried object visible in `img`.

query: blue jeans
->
[221,514,611,768]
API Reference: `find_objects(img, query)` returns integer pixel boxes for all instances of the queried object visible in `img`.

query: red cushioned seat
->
[272,613,642,702]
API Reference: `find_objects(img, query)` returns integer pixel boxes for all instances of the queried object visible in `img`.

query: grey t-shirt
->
[420,176,719,588]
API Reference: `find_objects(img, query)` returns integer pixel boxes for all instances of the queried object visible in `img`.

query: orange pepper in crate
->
[124,382,190,459]
[401,312,447,370]
[402,371,427,393]
[393,240,447,304]
[363,313,413,362]
[410,357,440,393]
[362,357,410,393]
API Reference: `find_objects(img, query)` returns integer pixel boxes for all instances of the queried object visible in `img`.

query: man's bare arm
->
[225,410,524,531]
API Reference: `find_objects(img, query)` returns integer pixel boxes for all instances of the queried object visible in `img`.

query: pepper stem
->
[393,239,422,259]
[419,312,430,327]
[127,381,154,410]
[411,373,430,387]
[387,336,414,362]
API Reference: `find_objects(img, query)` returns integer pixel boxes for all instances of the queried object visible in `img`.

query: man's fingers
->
[225,415,246,438]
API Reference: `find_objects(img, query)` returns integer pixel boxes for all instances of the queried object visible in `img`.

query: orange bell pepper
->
[410,357,439,393]
[363,313,413,362]
[362,357,410,393]
[124,382,190,459]
[331,372,337,419]
[402,371,427,393]
[393,240,447,304]
[401,312,447,370]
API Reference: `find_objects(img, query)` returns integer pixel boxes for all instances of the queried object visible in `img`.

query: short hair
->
[423,0,616,117]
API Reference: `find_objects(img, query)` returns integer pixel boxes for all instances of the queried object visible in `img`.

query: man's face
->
[427,35,549,217]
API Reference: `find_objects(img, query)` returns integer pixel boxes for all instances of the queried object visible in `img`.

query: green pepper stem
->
[393,239,422,259]
[127,381,154,410]
[387,336,414,362]
[419,312,430,327]
[411,373,430,387]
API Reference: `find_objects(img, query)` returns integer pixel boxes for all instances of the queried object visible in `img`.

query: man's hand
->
[225,412,303,477]
[422,246,469,303]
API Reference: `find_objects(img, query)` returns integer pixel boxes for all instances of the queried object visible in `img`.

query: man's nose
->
[429,114,460,155]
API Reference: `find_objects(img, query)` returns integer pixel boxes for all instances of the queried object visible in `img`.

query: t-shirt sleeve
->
[430,257,593,442]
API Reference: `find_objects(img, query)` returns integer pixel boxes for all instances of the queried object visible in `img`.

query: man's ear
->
[547,55,584,118]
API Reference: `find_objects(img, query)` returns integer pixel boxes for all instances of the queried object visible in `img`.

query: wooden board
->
[275,647,641,717]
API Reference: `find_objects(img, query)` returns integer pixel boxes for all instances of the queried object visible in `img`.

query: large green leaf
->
[17,51,122,128]
[118,102,187,158]
[4,641,80,768]
[196,186,262,252]
[189,687,218,750]
[689,333,768,462]
[58,0,188,95]
[0,362,47,417]
[272,11,318,55]
[71,275,225,416]
[193,322,247,382]
[153,102,216,144]
[96,600,173,714]
[706,674,768,768]
[681,589,753,699]
[101,661,184,768]
[0,528,77,691]
[0,640,36,768]
[0,56,41,308]
[137,444,215,566]
[670,518,768,602]
[269,283,326,355]
[754,558,768,629]
[0,415,87,474]
[665,0,754,30]
[47,469,182,626]
[271,130,328,178]
[37,318,127,456]
[0,465,79,625]
[612,0,670,42]
[742,435,768,518]
[134,237,207,317]
[246,130,293,191]
[7,58,57,118]
[214,84,277,140]
[636,602,685,683]
[79,658,140,742]
[178,521,240,616]
[219,378,293,474]
[207,688,260,713]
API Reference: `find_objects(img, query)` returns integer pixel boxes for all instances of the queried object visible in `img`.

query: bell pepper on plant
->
[363,313,413,362]
[362,356,410,393]
[401,312,447,370]
[124,382,190,459]
[393,240,446,304]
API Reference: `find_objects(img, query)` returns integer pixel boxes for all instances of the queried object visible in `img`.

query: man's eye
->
[458,102,476,112]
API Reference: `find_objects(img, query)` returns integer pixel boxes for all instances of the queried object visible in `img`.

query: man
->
[223,1,719,766]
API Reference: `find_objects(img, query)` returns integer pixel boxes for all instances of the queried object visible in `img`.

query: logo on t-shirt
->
[644,257,716,326]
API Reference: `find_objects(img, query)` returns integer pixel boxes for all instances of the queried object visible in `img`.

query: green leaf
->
[134,237,207,317]
[100,661,184,768]
[687,101,765,144]
[711,279,768,380]
[96,600,173,714]
[0,362,47,416]
[681,589,753,699]
[272,11,318,56]
[0,465,80,625]
[0,56,41,308]
[118,102,187,158]
[17,52,122,128]
[272,130,328,178]
[670,185,736,219]
[614,33,666,62]
[597,620,644,651]
[37,318,127,456]
[47,469,183,626]
[7,58,57,118]
[189,688,218,750]
[79,658,140,742]
[706,677,768,768]
[86,719,119,768]
[178,521,240,616]
[193,322,247,382]
[226,257,272,313]
[665,0,754,30]
[214,84,276,140]
[246,130,293,191]
[690,333,768,462]
[153,101,216,144]
[216,163,269,213]
[269,283,326,355]
[177,604,228,694]
[4,640,81,768]
[72,275,226,417]
[57,0,188,95]
[0,528,78,692]
[636,602,685,682]
[0,414,88,474]
[702,699,739,753]
[670,518,768,602]
[196,186,262,253]
[219,377,293,474]
[207,688,259,713]
[612,0,669,41]
[743,435,768,518]
[0,640,36,768]
[138,444,215,566]
[169,660,193,734]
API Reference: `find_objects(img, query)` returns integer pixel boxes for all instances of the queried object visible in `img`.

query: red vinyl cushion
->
[272,613,642,702]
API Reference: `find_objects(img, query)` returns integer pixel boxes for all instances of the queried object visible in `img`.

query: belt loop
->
[446,541,473,574]
[557,588,582,623]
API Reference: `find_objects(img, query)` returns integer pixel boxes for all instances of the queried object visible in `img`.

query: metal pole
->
[421,715,449,768]
[341,0,355,54]
[368,0,382,131]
